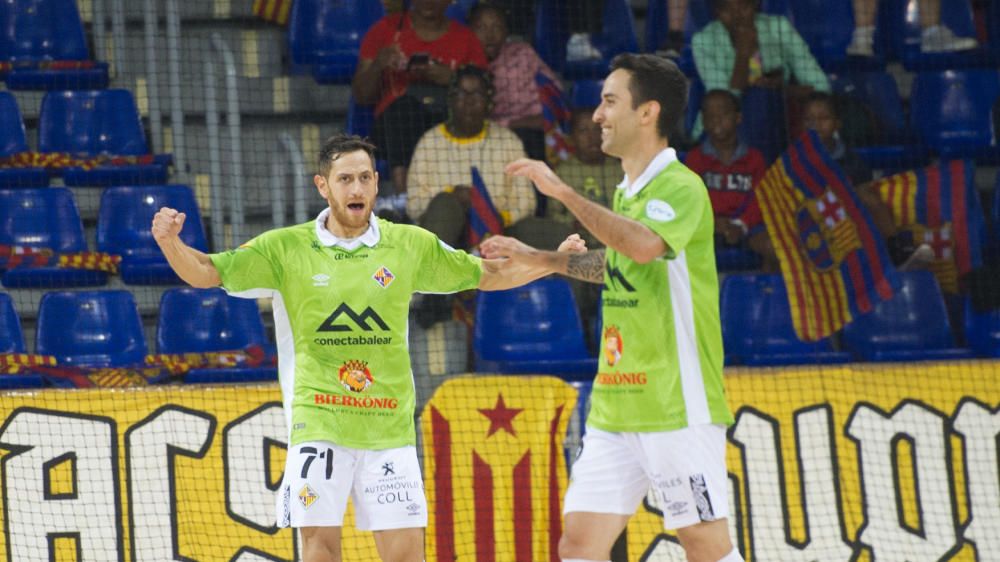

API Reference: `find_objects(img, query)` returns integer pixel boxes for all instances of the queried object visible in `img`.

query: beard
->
[328,201,371,234]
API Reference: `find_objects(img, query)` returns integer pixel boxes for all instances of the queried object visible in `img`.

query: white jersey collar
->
[617,147,678,198]
[314,208,380,250]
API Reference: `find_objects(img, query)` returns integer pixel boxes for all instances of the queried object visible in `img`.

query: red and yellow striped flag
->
[253,0,293,25]
[422,376,577,562]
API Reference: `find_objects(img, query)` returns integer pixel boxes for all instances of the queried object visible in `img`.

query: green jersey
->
[590,149,734,432]
[209,213,482,449]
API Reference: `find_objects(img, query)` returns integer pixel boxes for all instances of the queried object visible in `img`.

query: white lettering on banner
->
[125,406,215,562]
[731,406,853,560]
[846,401,960,561]
[224,404,286,531]
[0,409,121,561]
[951,398,1000,561]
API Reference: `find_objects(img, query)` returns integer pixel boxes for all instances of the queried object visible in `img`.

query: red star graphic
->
[478,394,523,437]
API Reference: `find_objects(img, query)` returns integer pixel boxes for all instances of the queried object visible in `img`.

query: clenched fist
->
[151,207,187,243]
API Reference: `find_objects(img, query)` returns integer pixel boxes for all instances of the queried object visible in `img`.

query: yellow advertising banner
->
[0,361,997,561]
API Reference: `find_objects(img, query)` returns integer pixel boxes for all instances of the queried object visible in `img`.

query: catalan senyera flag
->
[536,70,572,163]
[467,166,504,248]
[0,244,121,274]
[757,131,899,341]
[253,0,293,25]
[873,160,983,294]
[0,151,158,171]
[422,376,578,562]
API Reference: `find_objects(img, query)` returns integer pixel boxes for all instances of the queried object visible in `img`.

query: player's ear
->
[314,174,328,196]
[373,170,379,195]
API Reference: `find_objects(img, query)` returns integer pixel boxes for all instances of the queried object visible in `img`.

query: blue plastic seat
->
[474,277,597,379]
[290,0,384,84]
[36,290,147,367]
[96,185,209,285]
[38,89,169,186]
[0,293,44,389]
[721,274,851,365]
[893,0,996,70]
[534,0,639,80]
[0,0,109,89]
[788,0,856,70]
[446,0,478,22]
[909,70,1000,162]
[0,188,108,287]
[0,91,47,187]
[570,79,603,109]
[964,296,1000,357]
[842,270,973,362]
[157,288,275,383]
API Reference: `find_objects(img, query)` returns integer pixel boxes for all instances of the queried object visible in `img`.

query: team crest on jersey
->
[298,484,319,509]
[339,359,374,392]
[603,325,624,366]
[372,266,395,288]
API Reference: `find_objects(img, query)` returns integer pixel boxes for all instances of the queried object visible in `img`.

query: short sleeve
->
[209,236,282,293]
[359,17,392,61]
[412,228,483,294]
[639,174,709,259]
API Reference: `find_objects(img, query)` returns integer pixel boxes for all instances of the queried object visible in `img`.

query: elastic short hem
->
[356,518,428,532]
[280,517,345,529]
[562,506,636,517]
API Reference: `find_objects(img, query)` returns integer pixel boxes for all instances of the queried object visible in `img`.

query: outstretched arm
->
[505,159,668,263]
[479,235,606,287]
[152,207,221,288]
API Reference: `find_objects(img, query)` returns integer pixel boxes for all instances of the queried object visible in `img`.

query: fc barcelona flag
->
[536,71,572,163]
[757,131,899,341]
[422,376,577,562]
[467,166,504,247]
[252,0,292,25]
[873,160,984,294]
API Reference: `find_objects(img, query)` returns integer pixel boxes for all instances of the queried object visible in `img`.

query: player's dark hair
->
[318,134,377,177]
[702,89,741,114]
[468,2,510,30]
[609,53,688,139]
[803,91,839,119]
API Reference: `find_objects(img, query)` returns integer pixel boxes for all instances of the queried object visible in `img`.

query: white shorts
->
[563,424,729,530]
[275,441,427,531]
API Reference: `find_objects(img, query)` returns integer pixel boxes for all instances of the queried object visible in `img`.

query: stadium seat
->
[289,0,384,84]
[894,0,997,70]
[0,187,108,287]
[721,274,851,365]
[157,288,276,383]
[964,296,1000,357]
[0,91,48,187]
[36,290,147,367]
[0,293,44,389]
[909,69,1000,162]
[0,0,109,90]
[38,89,170,186]
[841,270,974,362]
[474,277,597,379]
[570,79,603,108]
[96,185,209,285]
[829,71,930,171]
[789,0,856,71]
[446,0,478,22]
[533,0,639,80]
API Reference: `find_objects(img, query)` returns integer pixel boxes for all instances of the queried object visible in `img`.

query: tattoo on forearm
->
[566,250,605,284]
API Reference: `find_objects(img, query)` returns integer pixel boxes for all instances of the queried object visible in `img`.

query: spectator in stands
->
[469,2,558,161]
[684,90,777,271]
[352,0,487,194]
[691,0,830,160]
[407,65,566,249]
[651,0,690,58]
[565,1,606,62]
[547,108,619,245]
[846,0,977,56]
[802,92,933,270]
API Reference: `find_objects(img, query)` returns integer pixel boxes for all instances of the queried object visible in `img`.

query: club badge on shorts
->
[298,484,319,509]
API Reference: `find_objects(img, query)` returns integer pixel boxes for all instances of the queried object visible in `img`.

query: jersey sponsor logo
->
[314,335,393,346]
[338,359,373,392]
[604,297,638,308]
[595,371,648,385]
[603,325,623,366]
[312,273,330,287]
[314,394,399,409]
[605,263,636,292]
[372,266,395,288]
[317,303,390,332]
[645,199,676,222]
[298,484,319,509]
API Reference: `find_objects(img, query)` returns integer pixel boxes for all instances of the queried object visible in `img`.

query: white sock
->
[717,547,745,562]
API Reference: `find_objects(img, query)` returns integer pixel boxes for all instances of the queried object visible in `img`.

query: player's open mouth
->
[347,203,365,211]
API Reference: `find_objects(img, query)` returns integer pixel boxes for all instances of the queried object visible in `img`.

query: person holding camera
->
[352,0,487,195]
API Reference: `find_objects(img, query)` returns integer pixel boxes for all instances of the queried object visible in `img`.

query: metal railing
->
[204,32,246,250]
[270,133,310,230]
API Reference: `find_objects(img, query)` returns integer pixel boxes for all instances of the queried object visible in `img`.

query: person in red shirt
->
[352,0,487,194]
[684,89,777,271]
